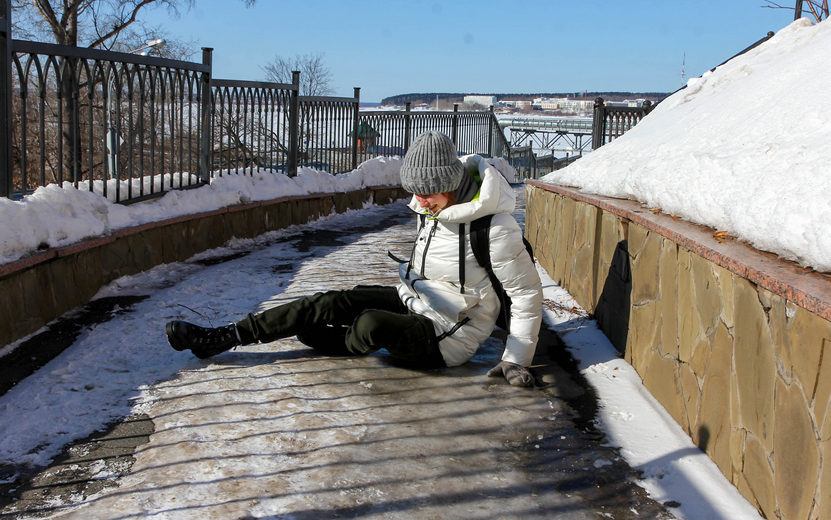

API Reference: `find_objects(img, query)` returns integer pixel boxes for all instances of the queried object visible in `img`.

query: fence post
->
[198,47,213,183]
[288,70,300,177]
[487,105,494,157]
[403,102,411,154]
[351,87,360,171]
[451,103,459,145]
[591,97,606,150]
[1,0,11,197]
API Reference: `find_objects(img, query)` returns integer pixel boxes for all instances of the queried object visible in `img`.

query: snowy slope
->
[543,18,831,272]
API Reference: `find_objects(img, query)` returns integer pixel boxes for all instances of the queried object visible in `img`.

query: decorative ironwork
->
[591,98,653,150]
[357,103,507,166]
[7,38,210,203]
[0,17,507,203]
[298,89,360,174]
[209,76,296,176]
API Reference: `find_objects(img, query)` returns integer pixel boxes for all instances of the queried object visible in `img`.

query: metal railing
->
[2,5,663,203]
[0,21,508,203]
[510,145,535,181]
[356,103,510,166]
[5,38,211,202]
[299,88,360,174]
[591,98,653,150]
[1,1,11,196]
[209,74,297,176]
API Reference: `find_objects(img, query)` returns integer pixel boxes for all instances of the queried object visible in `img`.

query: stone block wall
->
[0,186,407,357]
[526,181,831,520]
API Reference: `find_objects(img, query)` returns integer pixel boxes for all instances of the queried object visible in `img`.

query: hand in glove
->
[487,361,534,387]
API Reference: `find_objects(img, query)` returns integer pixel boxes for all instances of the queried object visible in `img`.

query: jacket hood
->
[406,155,516,224]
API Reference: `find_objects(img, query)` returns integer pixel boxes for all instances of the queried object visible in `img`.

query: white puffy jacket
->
[396,156,543,367]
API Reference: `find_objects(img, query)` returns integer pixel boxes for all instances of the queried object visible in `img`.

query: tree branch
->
[87,0,158,48]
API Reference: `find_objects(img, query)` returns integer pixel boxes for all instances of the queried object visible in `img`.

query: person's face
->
[415,192,455,215]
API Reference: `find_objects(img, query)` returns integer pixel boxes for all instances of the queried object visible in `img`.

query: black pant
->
[236,285,445,368]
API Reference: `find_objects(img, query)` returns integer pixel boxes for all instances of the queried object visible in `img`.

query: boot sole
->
[165,322,187,351]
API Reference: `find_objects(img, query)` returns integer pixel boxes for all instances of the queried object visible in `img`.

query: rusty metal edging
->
[526,180,831,322]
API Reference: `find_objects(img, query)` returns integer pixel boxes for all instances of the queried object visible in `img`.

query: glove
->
[487,361,534,387]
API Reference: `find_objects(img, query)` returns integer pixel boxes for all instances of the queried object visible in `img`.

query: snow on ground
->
[543,18,831,272]
[2,19,823,519]
[0,198,762,519]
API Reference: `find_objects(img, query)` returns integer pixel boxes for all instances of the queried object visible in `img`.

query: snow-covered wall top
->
[0,157,403,266]
[542,18,831,273]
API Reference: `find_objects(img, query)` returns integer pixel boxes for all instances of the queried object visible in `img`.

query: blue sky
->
[141,0,793,102]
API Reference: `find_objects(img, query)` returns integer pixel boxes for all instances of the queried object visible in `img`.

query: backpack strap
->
[469,215,494,272]
[458,223,466,294]
[470,215,510,327]
[470,214,536,330]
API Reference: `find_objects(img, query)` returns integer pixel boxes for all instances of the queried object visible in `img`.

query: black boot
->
[166,321,241,359]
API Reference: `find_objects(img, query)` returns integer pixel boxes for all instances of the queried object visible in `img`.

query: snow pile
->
[542,18,831,272]
[0,156,402,266]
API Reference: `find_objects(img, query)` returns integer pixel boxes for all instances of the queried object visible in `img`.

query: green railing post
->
[198,47,213,183]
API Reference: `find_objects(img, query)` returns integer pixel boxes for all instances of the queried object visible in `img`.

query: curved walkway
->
[0,196,672,519]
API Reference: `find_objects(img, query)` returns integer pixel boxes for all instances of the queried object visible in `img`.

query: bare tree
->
[262,53,334,96]
[762,1,828,22]
[12,0,256,49]
[13,0,184,48]
[9,0,254,188]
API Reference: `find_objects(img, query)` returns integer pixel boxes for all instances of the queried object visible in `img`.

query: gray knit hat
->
[400,131,465,195]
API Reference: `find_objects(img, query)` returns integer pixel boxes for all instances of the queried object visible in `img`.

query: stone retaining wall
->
[0,186,408,352]
[526,180,831,520]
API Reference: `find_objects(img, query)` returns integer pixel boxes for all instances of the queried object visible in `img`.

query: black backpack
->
[469,214,534,330]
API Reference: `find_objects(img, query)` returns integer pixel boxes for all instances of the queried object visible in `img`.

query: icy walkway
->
[0,195,753,519]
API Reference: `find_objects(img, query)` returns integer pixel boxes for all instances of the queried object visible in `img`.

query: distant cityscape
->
[380,92,668,117]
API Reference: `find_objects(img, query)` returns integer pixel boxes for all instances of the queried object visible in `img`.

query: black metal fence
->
[356,103,510,166]
[0,3,657,203]
[591,98,653,150]
[300,89,360,174]
[509,146,582,181]
[0,15,510,203]
[209,75,297,177]
[4,37,212,203]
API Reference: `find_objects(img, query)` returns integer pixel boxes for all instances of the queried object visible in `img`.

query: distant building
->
[606,99,649,108]
[535,99,561,110]
[531,97,593,114]
[464,95,497,107]
[500,100,533,109]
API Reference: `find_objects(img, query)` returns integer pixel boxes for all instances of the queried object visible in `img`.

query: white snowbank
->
[542,18,831,272]
[0,156,403,266]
